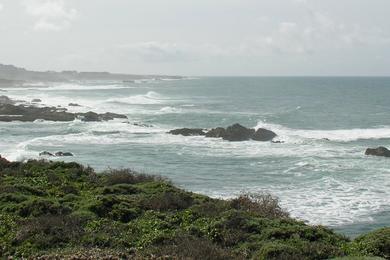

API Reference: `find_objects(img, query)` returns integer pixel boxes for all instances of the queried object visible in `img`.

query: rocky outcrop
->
[39,151,54,156]
[68,103,81,107]
[222,124,255,141]
[55,152,74,157]
[252,128,277,141]
[39,151,74,157]
[168,128,206,136]
[0,95,14,105]
[0,101,127,122]
[365,147,390,157]
[170,123,277,142]
[205,127,226,138]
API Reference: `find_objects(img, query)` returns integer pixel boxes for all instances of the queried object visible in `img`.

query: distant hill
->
[0,64,183,85]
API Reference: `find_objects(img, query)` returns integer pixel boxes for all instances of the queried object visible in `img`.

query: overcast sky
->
[0,0,389,76]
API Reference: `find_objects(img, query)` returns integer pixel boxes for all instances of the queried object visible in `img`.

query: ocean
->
[1,77,389,237]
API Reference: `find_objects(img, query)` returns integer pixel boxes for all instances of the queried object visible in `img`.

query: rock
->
[272,140,284,144]
[222,124,255,141]
[0,103,127,122]
[68,103,81,107]
[39,151,54,156]
[168,128,206,136]
[252,128,277,141]
[55,152,74,157]
[31,99,42,103]
[80,111,99,122]
[100,112,128,121]
[0,95,14,105]
[205,127,226,138]
[365,147,390,157]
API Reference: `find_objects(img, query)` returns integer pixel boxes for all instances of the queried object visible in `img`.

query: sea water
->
[1,77,389,237]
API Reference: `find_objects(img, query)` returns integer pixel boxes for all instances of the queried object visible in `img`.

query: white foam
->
[106,91,166,105]
[255,121,390,142]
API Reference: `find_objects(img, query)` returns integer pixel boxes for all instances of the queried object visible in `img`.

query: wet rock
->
[39,151,54,156]
[205,127,226,138]
[31,99,42,103]
[252,128,277,141]
[68,103,81,107]
[55,152,74,157]
[80,111,99,122]
[99,112,128,121]
[0,103,128,122]
[365,147,390,157]
[168,128,206,136]
[222,124,255,141]
[272,140,284,144]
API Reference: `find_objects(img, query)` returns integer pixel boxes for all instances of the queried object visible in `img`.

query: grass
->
[0,158,388,259]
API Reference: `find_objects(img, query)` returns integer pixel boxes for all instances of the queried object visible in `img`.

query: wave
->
[106,91,166,105]
[255,121,390,142]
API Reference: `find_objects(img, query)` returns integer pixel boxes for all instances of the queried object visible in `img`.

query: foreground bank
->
[0,156,388,259]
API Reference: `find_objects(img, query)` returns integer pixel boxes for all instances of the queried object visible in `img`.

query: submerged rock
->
[168,128,206,136]
[222,124,255,141]
[365,147,390,157]
[31,99,42,103]
[68,103,81,107]
[252,128,277,141]
[55,152,74,157]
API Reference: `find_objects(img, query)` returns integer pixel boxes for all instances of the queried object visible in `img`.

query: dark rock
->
[80,111,99,122]
[0,95,14,105]
[100,112,128,121]
[39,151,54,156]
[0,104,127,122]
[322,138,330,141]
[55,152,74,157]
[205,127,226,138]
[252,128,277,141]
[365,147,390,157]
[168,128,206,136]
[68,103,81,107]
[133,122,153,128]
[31,99,42,103]
[271,140,284,144]
[222,124,255,141]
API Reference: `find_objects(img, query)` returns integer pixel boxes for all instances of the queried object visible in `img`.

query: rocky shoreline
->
[0,95,127,122]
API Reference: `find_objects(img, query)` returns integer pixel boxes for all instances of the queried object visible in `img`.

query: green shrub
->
[17,198,71,217]
[346,227,390,258]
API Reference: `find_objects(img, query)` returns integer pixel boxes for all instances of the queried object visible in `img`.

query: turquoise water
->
[1,77,390,237]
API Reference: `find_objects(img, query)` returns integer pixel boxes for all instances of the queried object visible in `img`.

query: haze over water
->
[1,76,389,237]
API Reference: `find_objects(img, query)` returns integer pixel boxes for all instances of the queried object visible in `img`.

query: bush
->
[103,169,165,185]
[230,193,289,218]
[347,227,390,258]
[142,191,194,211]
[18,199,71,217]
[101,184,140,195]
[147,234,240,260]
[254,242,304,260]
[15,215,86,251]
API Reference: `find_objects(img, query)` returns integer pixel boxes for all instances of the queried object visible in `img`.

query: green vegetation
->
[0,158,388,259]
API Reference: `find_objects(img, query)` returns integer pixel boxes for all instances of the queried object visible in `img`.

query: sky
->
[0,0,390,76]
